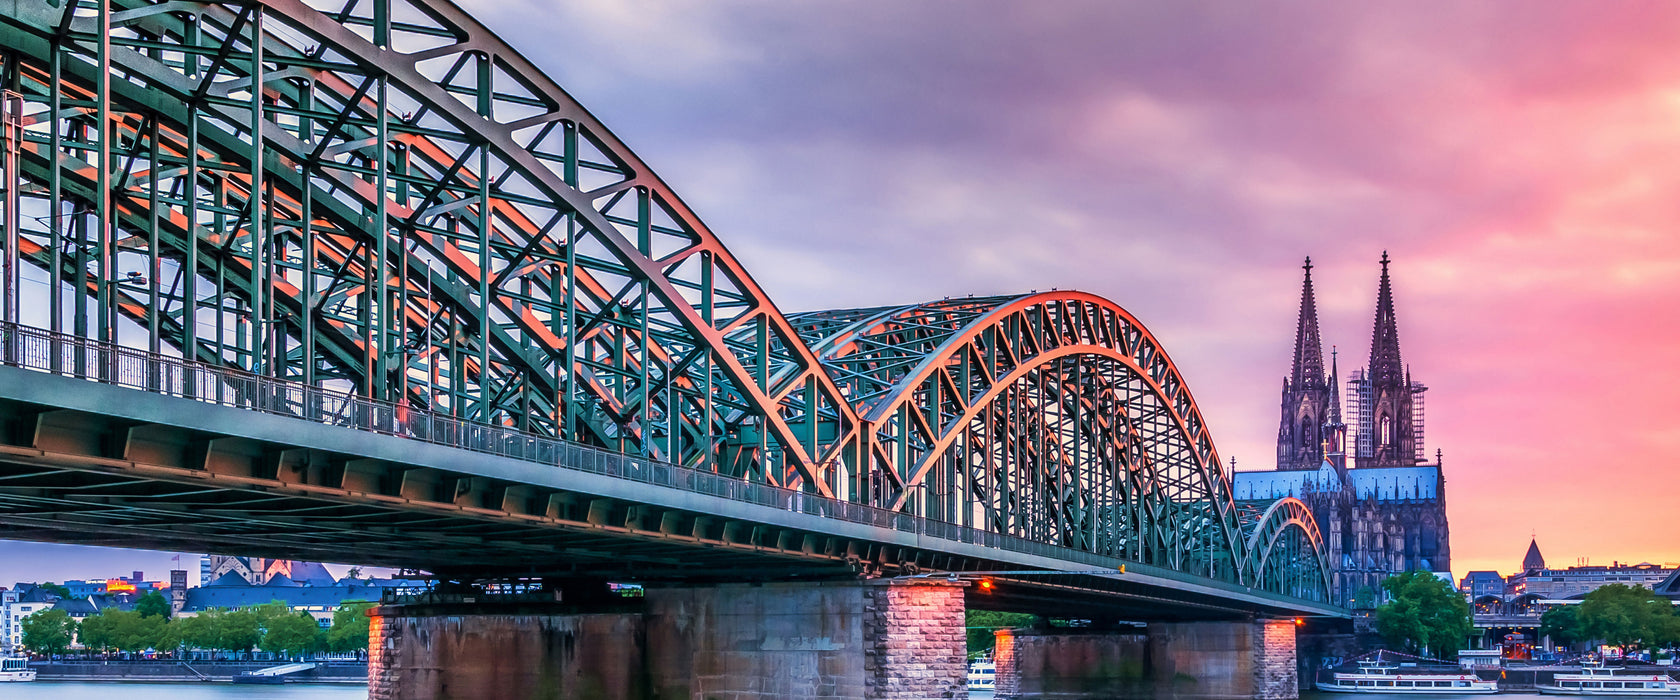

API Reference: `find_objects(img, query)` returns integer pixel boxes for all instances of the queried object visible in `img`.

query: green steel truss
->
[0,0,1328,601]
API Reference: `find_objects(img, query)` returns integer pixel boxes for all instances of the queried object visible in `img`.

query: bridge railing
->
[0,321,1125,573]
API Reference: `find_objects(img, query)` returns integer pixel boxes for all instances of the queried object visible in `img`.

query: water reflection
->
[973,691,1554,699]
[2,681,366,699]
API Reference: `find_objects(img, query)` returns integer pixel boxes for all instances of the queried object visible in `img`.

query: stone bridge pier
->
[367,579,969,700]
[991,619,1299,700]
[367,579,1301,700]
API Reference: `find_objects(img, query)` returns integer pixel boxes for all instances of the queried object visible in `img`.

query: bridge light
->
[978,578,995,592]
[1294,617,1305,626]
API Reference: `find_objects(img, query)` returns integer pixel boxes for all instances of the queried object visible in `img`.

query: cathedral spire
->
[1368,251,1404,388]
[1359,251,1419,468]
[1328,346,1342,425]
[1291,257,1326,390]
[1277,257,1333,470]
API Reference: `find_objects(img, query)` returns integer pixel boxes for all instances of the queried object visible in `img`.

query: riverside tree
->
[133,591,172,619]
[20,608,76,656]
[1540,604,1581,648]
[327,601,376,653]
[1374,571,1471,658]
[76,611,117,653]
[1574,584,1680,650]
[965,610,1038,656]
[260,611,324,658]
[217,608,263,657]
[87,609,169,653]
[174,607,263,657]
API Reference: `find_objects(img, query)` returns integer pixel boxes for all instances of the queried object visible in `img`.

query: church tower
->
[1355,252,1422,468]
[1276,257,1334,470]
[1522,538,1547,573]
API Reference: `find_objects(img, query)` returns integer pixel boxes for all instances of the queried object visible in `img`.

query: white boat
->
[1538,662,1680,696]
[1317,660,1498,694]
[967,659,996,691]
[0,655,36,682]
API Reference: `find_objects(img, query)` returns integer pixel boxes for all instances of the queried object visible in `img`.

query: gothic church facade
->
[1235,254,1452,608]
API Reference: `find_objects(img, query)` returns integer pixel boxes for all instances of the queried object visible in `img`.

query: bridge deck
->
[0,330,1343,620]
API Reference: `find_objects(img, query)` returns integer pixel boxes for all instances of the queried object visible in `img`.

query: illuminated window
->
[1379,415,1392,445]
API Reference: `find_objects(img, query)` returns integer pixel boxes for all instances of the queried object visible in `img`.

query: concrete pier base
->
[992,619,1298,700]
[368,579,968,700]
[367,601,645,700]
[991,628,1150,699]
[1149,620,1298,700]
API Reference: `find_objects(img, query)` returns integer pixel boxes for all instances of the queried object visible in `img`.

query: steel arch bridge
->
[0,0,1329,603]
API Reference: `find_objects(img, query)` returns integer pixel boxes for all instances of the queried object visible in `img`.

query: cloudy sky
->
[6,1,1678,586]
[459,0,1676,579]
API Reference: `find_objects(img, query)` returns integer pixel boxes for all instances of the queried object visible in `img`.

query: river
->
[4,682,366,699]
[7,685,1561,699]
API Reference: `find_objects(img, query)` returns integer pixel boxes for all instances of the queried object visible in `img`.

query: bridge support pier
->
[991,619,1298,700]
[368,579,969,700]
[367,597,647,700]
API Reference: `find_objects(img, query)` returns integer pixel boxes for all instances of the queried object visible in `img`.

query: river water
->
[5,682,367,699]
[7,685,1559,699]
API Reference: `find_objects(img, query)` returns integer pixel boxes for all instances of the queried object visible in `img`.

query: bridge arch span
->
[0,0,855,493]
[0,0,1331,598]
[793,292,1260,583]
[1242,497,1333,602]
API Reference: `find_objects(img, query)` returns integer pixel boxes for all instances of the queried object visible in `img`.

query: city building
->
[1,586,58,653]
[1459,571,1505,598]
[60,571,165,599]
[51,595,130,625]
[1235,254,1452,608]
[1466,539,1679,655]
[0,588,18,654]
[200,555,337,587]
[3,566,395,654]
[181,572,399,626]
[1504,539,1676,599]
[1655,569,1680,602]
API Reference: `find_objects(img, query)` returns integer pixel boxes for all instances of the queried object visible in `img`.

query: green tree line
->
[20,594,375,658]
[1539,584,1680,651]
[1373,574,1680,659]
[1374,571,1472,658]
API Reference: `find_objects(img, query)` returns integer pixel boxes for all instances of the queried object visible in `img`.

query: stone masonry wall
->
[862,580,969,700]
[368,604,644,700]
[372,581,971,700]
[990,629,1149,700]
[1252,619,1298,700]
[644,582,868,700]
[367,607,396,700]
[992,628,1020,699]
[1146,619,1300,700]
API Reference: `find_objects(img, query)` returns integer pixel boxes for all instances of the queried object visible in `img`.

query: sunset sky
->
[5,1,1679,586]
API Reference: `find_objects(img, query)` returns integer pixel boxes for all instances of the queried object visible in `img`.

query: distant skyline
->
[6,1,1680,585]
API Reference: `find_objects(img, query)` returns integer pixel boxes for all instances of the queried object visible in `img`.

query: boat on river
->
[967,659,996,691]
[0,655,36,682]
[1316,660,1497,694]
[1538,662,1680,696]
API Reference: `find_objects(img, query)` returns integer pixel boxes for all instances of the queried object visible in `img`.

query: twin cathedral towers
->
[1235,253,1451,606]
[1276,252,1429,472]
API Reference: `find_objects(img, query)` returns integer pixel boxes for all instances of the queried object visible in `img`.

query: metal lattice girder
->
[0,1,1334,596]
[1238,497,1333,602]
[793,292,1252,584]
[0,0,860,494]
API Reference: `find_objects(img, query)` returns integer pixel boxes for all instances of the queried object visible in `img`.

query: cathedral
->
[1233,254,1452,609]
